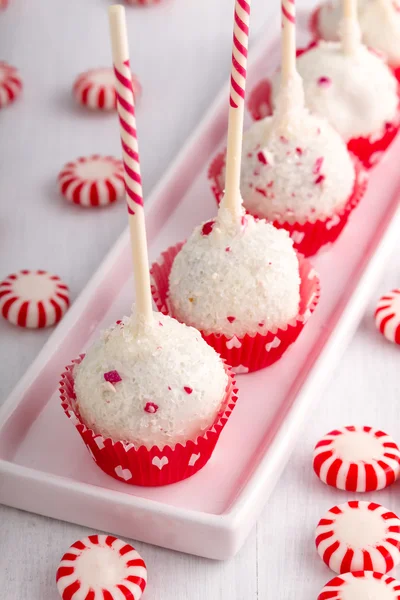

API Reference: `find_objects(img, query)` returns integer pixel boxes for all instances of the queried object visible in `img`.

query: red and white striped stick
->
[281,0,296,85]
[108,5,153,327]
[341,0,361,54]
[222,0,251,221]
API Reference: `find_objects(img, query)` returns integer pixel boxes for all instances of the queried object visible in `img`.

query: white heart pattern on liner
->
[325,214,341,230]
[94,436,105,450]
[265,336,281,352]
[291,231,305,244]
[233,364,249,374]
[152,456,169,470]
[115,466,132,481]
[226,335,242,350]
[189,453,200,467]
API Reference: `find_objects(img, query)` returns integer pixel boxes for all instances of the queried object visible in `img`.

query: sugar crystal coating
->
[168,211,301,338]
[74,312,228,449]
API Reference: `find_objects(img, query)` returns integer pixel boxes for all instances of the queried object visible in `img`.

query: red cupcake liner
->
[60,358,237,487]
[208,151,368,257]
[247,43,400,170]
[150,243,320,374]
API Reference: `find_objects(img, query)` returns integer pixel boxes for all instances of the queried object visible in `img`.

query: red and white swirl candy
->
[318,572,400,600]
[375,289,400,345]
[0,61,22,109]
[56,535,147,600]
[229,0,250,109]
[58,155,125,207]
[73,68,141,111]
[316,501,400,574]
[0,270,69,328]
[313,426,400,492]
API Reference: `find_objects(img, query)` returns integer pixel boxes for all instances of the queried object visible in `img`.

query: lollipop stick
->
[281,0,296,85]
[222,0,251,221]
[341,0,361,54]
[108,5,153,326]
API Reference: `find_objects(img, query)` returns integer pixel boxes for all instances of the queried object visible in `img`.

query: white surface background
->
[1,0,400,598]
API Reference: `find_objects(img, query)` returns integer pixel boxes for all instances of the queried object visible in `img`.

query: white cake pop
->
[74,312,228,449]
[237,102,355,222]
[315,0,400,68]
[272,41,398,141]
[168,210,301,338]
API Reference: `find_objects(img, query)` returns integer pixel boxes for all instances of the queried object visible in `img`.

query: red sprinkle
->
[317,76,332,88]
[144,402,158,414]
[158,321,163,326]
[168,386,172,390]
[227,316,236,323]
[201,220,215,236]
[257,151,268,165]
[255,187,267,197]
[258,322,265,327]
[225,246,231,252]
[104,370,122,384]
[184,386,193,394]
[315,174,325,185]
[313,157,324,174]
[267,181,274,188]
[296,147,303,155]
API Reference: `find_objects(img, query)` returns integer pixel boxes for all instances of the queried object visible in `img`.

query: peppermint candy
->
[0,61,22,109]
[316,501,400,574]
[56,535,147,600]
[73,68,141,111]
[375,289,400,345]
[313,426,400,492]
[0,270,69,328]
[318,572,400,600]
[58,155,125,207]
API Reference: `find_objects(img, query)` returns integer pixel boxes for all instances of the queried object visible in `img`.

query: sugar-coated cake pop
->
[237,104,355,222]
[271,41,399,141]
[168,210,301,338]
[314,0,400,69]
[74,312,228,449]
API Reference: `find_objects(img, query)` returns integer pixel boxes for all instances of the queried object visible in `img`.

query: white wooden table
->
[1,0,400,597]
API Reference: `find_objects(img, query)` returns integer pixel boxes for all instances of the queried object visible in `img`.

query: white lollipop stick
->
[221,0,251,221]
[341,0,362,54]
[108,5,153,327]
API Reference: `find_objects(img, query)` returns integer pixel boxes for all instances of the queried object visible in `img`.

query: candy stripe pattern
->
[282,0,295,25]
[375,289,400,345]
[0,62,22,109]
[230,0,250,108]
[56,535,147,600]
[316,501,400,574]
[0,270,69,328]
[313,426,400,492]
[113,59,143,215]
[318,571,400,600]
[58,155,125,207]
[73,68,141,111]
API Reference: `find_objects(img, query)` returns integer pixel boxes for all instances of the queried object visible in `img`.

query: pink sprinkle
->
[280,135,288,143]
[317,76,332,88]
[158,321,163,326]
[255,187,267,197]
[104,370,122,384]
[257,151,268,165]
[317,127,321,135]
[286,151,291,156]
[296,147,303,155]
[184,386,193,394]
[247,152,253,158]
[227,316,236,323]
[313,157,324,174]
[241,215,248,229]
[267,181,274,188]
[144,402,158,414]
[253,168,260,177]
[201,220,215,236]
[225,246,231,252]
[315,174,325,185]
[168,386,172,390]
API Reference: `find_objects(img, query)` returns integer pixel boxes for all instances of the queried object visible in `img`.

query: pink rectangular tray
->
[1,15,400,560]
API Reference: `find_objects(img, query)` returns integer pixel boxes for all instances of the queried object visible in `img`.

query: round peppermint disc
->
[0,270,69,328]
[73,67,141,111]
[313,426,400,492]
[316,501,400,574]
[0,61,22,109]
[318,571,400,600]
[58,155,125,207]
[375,290,400,345]
[56,535,147,600]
